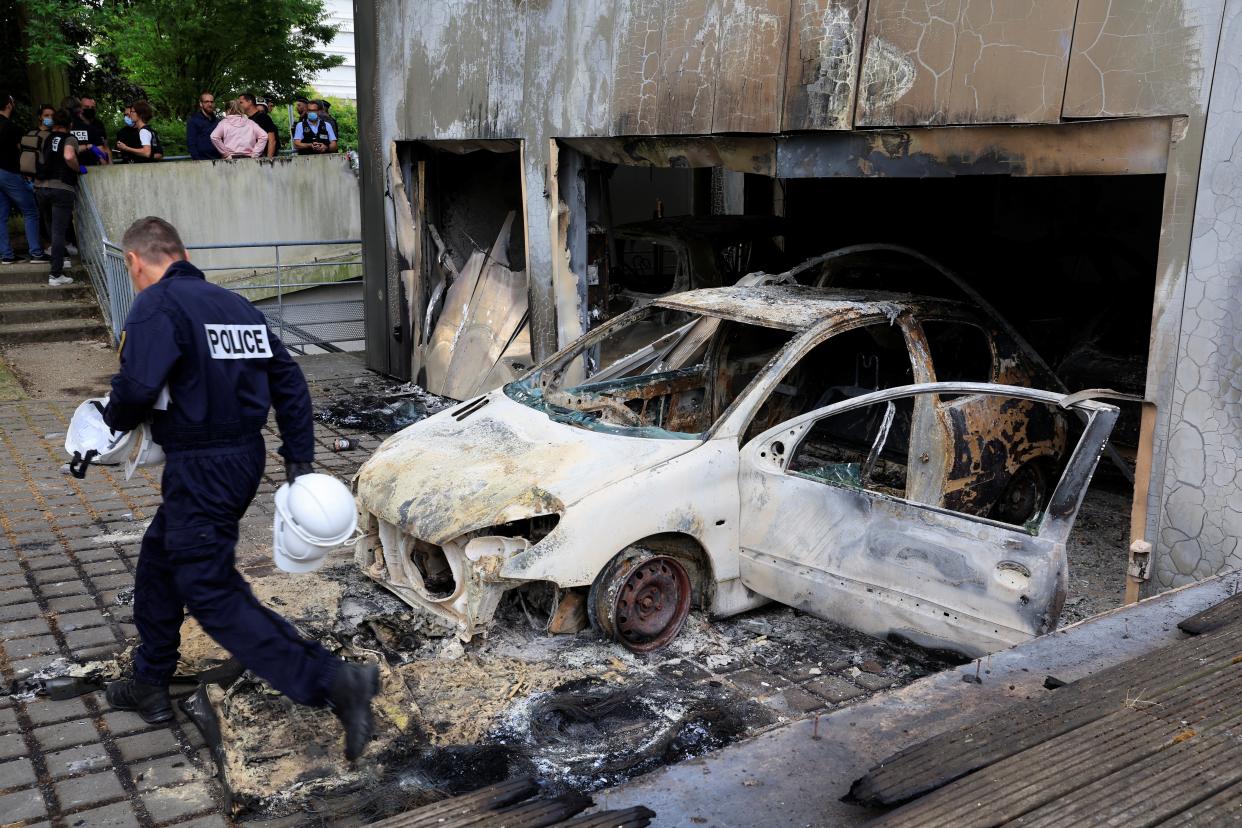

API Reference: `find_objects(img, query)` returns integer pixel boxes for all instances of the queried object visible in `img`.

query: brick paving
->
[0,356,380,827]
[0,354,951,824]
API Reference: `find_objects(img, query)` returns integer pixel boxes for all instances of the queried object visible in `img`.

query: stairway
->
[0,261,109,344]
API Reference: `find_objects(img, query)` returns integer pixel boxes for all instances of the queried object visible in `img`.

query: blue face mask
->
[307,112,319,122]
[42,117,52,128]
[123,115,135,127]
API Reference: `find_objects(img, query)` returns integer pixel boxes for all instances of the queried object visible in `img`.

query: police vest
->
[42,135,78,187]
[296,120,332,153]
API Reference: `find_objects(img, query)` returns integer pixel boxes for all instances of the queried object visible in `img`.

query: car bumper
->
[354,511,530,639]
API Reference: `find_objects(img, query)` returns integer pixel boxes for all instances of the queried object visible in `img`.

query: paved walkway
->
[0,356,378,828]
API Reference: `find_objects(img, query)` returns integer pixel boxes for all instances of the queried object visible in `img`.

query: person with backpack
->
[115,101,163,163]
[33,109,79,287]
[0,92,48,265]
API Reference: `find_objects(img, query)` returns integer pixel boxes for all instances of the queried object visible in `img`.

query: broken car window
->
[786,390,1077,533]
[921,320,994,382]
[506,305,793,439]
[744,322,916,442]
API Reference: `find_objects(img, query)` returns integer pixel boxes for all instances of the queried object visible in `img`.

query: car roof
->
[655,285,972,332]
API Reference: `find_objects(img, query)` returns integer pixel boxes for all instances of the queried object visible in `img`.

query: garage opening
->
[399,140,530,400]
[560,125,1167,623]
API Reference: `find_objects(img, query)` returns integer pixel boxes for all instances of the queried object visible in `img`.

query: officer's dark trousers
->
[132,438,339,705]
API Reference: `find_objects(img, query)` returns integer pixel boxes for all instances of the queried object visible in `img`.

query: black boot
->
[328,661,379,762]
[105,678,174,724]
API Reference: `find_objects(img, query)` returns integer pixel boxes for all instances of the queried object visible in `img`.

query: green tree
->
[5,0,88,113]
[94,0,342,120]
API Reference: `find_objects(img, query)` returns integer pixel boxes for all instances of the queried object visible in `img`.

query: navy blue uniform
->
[104,260,338,705]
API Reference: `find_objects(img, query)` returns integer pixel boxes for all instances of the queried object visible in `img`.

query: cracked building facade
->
[352,0,1242,596]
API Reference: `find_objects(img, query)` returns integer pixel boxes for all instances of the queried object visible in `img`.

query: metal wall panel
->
[856,0,1077,126]
[1063,0,1215,117]
[713,0,791,133]
[657,0,723,133]
[782,0,869,131]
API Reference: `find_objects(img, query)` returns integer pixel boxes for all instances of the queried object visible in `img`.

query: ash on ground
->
[314,384,454,434]
[1060,483,1130,626]
[177,565,956,821]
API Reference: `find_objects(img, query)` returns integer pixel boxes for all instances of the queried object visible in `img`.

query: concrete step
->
[0,318,108,344]
[0,281,94,303]
[0,300,100,325]
[0,261,85,285]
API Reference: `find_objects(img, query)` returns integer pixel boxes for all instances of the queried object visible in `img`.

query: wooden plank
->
[1179,591,1242,636]
[1127,401,1157,603]
[1014,733,1242,827]
[474,792,593,827]
[555,806,658,827]
[873,667,1242,826]
[1159,776,1242,826]
[712,0,791,133]
[781,0,868,131]
[848,621,1242,807]
[656,0,722,133]
[370,778,537,828]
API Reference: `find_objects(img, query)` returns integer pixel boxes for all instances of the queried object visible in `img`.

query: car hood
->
[355,390,700,545]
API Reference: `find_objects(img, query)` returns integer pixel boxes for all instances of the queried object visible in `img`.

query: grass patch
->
[0,355,27,401]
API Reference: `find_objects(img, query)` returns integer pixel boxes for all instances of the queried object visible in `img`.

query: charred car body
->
[354,284,1116,659]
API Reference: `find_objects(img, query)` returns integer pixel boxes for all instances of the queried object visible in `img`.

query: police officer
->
[292,100,337,155]
[102,217,378,761]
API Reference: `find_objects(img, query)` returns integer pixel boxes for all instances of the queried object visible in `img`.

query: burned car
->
[354,285,1117,658]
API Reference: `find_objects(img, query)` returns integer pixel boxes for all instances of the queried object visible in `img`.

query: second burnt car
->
[353,284,1116,659]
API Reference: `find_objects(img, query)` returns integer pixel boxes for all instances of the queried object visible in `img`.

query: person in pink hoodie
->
[210,100,270,159]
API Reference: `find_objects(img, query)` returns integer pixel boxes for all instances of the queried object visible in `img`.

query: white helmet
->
[273,473,357,573]
[65,398,135,477]
[124,423,166,481]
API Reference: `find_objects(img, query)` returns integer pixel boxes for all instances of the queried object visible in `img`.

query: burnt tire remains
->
[591,553,692,653]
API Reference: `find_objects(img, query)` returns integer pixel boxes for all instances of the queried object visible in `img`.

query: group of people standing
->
[0,94,109,285]
[186,93,338,161]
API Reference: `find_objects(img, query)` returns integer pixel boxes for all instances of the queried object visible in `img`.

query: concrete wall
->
[84,155,361,287]
[1155,0,1242,588]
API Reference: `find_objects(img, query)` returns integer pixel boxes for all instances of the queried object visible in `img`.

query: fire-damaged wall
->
[353,1,1239,594]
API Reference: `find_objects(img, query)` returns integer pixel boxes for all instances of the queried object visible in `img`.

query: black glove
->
[286,461,313,483]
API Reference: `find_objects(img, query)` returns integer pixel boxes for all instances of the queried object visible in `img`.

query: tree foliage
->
[93,0,343,120]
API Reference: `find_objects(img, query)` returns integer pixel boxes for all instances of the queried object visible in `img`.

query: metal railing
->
[187,240,363,354]
[75,182,363,354]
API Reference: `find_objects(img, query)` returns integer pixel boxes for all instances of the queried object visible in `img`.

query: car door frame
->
[735,382,1118,657]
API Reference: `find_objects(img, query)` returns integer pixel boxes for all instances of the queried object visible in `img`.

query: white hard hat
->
[65,397,135,477]
[273,473,357,573]
[124,423,166,481]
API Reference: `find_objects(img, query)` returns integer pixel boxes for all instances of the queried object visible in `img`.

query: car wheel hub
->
[600,554,691,653]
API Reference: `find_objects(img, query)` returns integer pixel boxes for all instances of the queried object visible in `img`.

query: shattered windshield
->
[506,305,794,439]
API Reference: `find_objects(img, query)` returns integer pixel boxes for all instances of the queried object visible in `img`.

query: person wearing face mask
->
[186,92,222,161]
[32,109,79,285]
[115,102,162,163]
[0,93,48,265]
[77,97,111,165]
[292,100,337,156]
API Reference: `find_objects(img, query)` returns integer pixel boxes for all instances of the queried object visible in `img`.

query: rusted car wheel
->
[992,462,1047,526]
[589,552,692,653]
